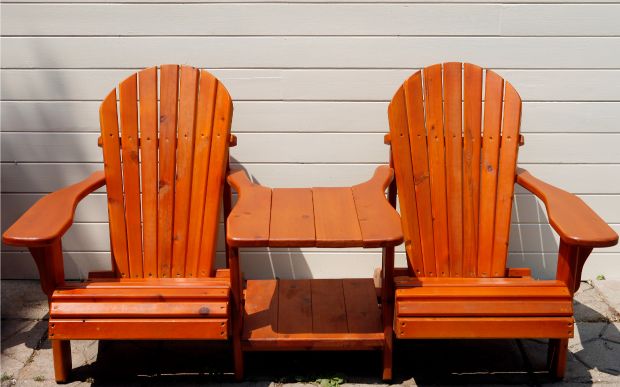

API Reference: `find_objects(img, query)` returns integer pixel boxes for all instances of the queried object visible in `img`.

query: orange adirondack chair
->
[2,65,239,382]
[386,62,618,378]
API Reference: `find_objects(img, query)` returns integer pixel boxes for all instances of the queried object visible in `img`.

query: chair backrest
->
[99,65,233,279]
[388,62,522,278]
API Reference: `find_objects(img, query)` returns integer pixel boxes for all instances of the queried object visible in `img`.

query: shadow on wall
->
[509,192,560,280]
[0,51,107,280]
[227,158,313,280]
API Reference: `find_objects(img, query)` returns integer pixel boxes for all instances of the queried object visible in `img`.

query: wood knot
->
[199,306,210,315]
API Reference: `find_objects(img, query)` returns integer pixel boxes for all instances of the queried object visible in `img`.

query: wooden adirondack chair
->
[386,62,618,379]
[2,64,239,382]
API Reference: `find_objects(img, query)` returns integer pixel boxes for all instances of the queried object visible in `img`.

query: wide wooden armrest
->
[2,171,106,247]
[227,169,272,247]
[516,168,618,248]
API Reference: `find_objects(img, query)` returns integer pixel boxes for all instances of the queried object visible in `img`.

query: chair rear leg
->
[382,332,393,381]
[232,332,244,381]
[52,340,72,383]
[548,338,568,380]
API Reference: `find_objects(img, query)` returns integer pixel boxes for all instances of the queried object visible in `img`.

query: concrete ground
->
[1,280,619,386]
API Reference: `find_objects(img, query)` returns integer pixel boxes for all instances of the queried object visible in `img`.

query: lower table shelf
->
[242,279,384,351]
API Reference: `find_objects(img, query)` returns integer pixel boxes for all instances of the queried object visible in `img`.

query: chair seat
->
[395,276,572,317]
[48,276,230,340]
[394,276,574,339]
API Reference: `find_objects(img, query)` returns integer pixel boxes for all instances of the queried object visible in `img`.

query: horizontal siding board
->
[3,4,620,37]
[3,69,620,101]
[3,37,620,69]
[2,132,619,163]
[1,163,105,193]
[1,4,502,36]
[1,193,109,224]
[512,194,620,225]
[501,4,620,36]
[3,163,619,194]
[509,224,620,254]
[4,101,620,134]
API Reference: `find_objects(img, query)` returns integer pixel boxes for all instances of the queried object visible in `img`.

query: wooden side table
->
[226,166,403,380]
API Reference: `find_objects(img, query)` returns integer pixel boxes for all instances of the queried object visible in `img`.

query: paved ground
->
[1,279,619,386]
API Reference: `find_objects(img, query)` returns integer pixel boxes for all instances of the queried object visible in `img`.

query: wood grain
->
[119,73,143,278]
[423,64,450,277]
[462,63,483,278]
[100,89,130,278]
[138,66,158,278]
[157,64,180,278]
[269,188,315,247]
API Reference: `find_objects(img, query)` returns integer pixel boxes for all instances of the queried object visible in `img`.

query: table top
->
[226,166,404,248]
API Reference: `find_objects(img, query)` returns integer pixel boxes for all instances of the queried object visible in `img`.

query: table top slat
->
[270,188,316,247]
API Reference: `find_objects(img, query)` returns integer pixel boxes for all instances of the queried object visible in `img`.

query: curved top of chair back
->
[99,64,233,279]
[388,62,522,278]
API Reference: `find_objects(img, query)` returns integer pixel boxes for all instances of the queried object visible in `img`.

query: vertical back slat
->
[442,62,464,277]
[462,63,483,277]
[185,71,218,277]
[197,82,233,277]
[477,70,505,277]
[491,82,522,276]
[171,66,199,277]
[119,74,143,278]
[423,64,449,277]
[138,67,158,278]
[387,86,425,276]
[157,64,180,278]
[403,74,435,277]
[100,90,130,277]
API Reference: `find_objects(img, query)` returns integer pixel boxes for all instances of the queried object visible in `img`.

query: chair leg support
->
[52,340,72,383]
[548,338,568,380]
[381,246,395,381]
[229,246,244,381]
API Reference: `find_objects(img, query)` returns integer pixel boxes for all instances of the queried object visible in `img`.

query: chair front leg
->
[228,246,244,380]
[29,239,72,382]
[549,241,593,379]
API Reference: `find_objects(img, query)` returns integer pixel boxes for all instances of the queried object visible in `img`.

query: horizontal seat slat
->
[396,285,570,299]
[397,300,572,317]
[53,287,228,300]
[50,301,228,318]
[395,317,574,339]
[48,318,228,340]
[60,278,230,289]
[395,276,566,287]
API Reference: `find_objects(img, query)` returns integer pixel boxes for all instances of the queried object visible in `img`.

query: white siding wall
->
[1,1,619,280]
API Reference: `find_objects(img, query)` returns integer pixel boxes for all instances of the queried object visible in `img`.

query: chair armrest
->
[516,168,618,248]
[2,171,106,247]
